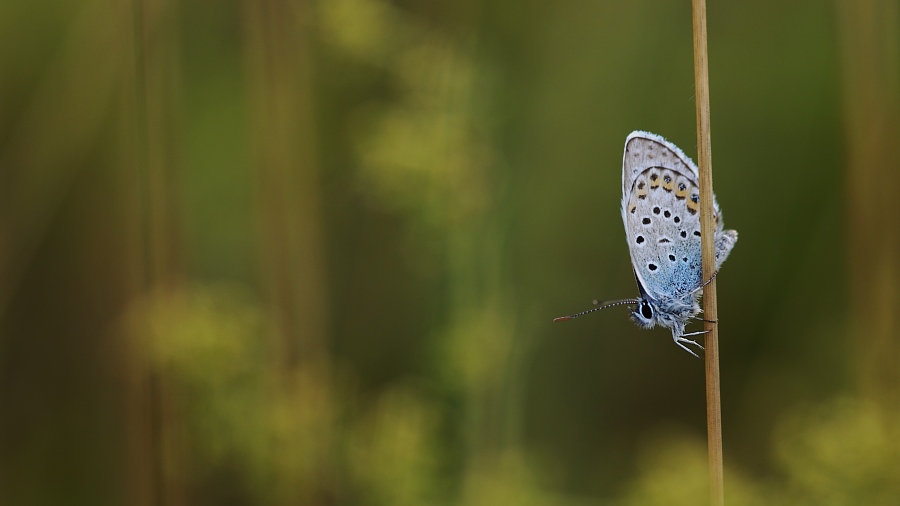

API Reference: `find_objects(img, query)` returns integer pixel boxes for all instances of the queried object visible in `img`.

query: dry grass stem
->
[691,0,725,504]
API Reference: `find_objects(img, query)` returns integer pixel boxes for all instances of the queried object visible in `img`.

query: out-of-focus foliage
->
[345,384,440,506]
[0,0,897,504]
[773,398,900,505]
[617,431,764,506]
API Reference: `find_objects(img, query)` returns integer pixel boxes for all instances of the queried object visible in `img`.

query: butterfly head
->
[628,270,660,329]
[630,298,658,329]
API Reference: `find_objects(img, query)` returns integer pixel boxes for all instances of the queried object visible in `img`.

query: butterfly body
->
[555,131,737,356]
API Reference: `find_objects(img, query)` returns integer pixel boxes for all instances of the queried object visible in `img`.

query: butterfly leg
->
[674,329,707,357]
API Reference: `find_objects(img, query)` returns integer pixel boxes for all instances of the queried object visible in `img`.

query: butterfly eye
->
[640,302,653,319]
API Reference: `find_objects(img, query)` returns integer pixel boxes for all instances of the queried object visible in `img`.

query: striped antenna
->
[553,298,640,322]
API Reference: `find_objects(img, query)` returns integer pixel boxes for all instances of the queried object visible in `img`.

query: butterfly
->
[554,131,737,356]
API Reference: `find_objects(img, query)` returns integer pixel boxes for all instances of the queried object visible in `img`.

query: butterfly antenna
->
[553,298,640,322]
[688,269,719,296]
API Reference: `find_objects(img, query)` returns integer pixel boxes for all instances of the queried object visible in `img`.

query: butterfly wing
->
[620,131,735,300]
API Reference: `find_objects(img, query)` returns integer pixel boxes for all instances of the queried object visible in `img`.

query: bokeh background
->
[1,0,898,504]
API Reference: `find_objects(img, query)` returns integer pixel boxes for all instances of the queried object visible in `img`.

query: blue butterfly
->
[555,131,737,356]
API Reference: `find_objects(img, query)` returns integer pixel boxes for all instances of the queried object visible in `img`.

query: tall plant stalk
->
[691,0,724,504]
[836,0,900,408]
[125,0,186,504]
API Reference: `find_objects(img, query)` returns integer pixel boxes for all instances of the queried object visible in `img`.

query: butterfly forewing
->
[621,132,713,299]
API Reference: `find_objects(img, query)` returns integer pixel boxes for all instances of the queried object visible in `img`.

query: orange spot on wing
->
[662,172,675,192]
[686,199,699,214]
[675,180,691,199]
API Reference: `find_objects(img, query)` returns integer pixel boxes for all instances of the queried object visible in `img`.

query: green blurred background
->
[1,0,898,504]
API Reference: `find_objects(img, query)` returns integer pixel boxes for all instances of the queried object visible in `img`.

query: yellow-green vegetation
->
[0,0,897,504]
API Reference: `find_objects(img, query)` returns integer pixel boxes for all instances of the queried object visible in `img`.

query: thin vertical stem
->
[691,0,724,504]
[242,0,328,372]
[836,0,900,409]
[242,0,332,502]
[126,0,185,503]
